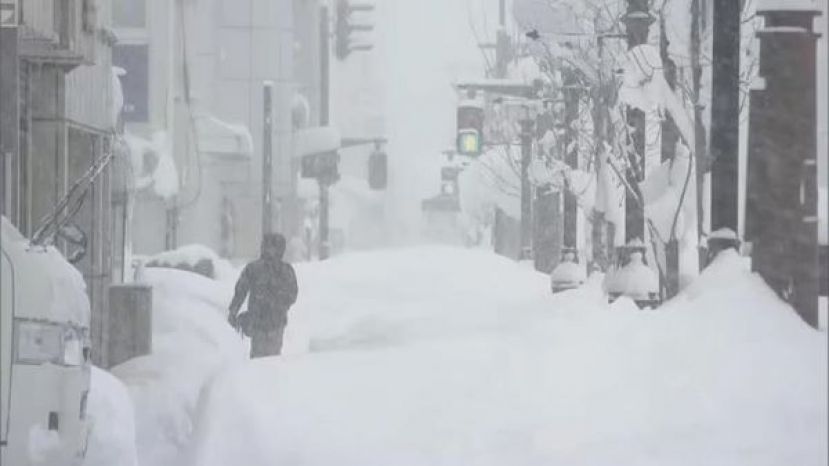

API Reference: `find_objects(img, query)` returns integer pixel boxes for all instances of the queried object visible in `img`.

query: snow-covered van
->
[1,217,91,465]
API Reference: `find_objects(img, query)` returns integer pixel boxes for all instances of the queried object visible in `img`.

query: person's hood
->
[261,233,286,260]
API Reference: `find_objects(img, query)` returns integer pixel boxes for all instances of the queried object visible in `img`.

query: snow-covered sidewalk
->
[179,247,827,466]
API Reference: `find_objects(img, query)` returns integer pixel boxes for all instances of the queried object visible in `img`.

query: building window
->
[112,44,149,123]
[113,0,146,28]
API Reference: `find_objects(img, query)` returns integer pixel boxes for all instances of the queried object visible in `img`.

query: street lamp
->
[621,5,655,48]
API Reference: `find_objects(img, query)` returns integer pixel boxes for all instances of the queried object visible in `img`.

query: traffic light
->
[335,0,374,60]
[456,104,484,156]
[368,150,387,190]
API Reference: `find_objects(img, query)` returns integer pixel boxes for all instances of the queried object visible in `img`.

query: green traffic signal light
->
[457,130,481,156]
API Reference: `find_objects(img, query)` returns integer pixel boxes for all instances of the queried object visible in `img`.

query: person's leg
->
[272,323,286,355]
[250,330,267,358]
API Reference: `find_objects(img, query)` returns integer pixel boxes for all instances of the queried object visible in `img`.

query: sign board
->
[0,0,17,28]
[301,151,339,181]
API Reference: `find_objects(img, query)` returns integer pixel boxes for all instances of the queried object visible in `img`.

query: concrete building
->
[115,0,298,260]
[0,0,129,366]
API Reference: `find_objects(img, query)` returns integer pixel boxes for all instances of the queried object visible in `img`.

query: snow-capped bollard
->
[603,240,661,309]
[706,228,741,265]
[550,247,586,293]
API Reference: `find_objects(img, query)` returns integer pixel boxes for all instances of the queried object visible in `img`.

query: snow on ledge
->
[757,0,821,13]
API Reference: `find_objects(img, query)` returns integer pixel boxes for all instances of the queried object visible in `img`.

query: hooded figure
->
[228,233,298,357]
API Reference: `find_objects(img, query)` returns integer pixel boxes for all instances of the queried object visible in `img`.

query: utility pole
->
[318,6,331,259]
[623,0,653,245]
[709,0,741,241]
[691,0,708,267]
[262,81,275,236]
[746,5,822,328]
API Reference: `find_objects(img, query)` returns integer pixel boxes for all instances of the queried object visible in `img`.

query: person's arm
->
[228,265,251,320]
[282,264,298,307]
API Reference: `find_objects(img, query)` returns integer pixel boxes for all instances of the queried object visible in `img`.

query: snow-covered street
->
[94,246,827,466]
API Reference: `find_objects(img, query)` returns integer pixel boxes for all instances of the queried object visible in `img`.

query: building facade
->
[0,0,128,366]
[115,0,300,261]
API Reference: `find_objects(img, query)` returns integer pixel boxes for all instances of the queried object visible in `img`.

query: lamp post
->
[621,1,654,245]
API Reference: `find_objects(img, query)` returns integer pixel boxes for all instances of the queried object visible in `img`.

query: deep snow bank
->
[82,368,139,466]
[111,268,246,466]
[189,247,826,466]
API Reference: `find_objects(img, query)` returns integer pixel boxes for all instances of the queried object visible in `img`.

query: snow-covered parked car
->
[1,217,91,465]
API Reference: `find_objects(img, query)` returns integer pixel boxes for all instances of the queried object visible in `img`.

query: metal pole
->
[520,117,534,260]
[563,71,579,250]
[710,0,741,235]
[691,0,707,268]
[319,7,331,260]
[623,0,651,245]
[319,179,330,259]
[262,81,274,236]
[320,6,330,127]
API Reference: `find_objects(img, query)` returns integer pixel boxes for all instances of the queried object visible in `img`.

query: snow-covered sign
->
[756,0,820,12]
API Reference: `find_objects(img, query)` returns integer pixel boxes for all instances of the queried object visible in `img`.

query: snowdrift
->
[82,368,139,466]
[188,247,827,466]
[111,268,246,466]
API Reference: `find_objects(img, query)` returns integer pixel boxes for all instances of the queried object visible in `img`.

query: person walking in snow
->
[228,233,298,357]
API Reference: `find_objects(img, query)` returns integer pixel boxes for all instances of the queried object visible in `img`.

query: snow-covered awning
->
[757,0,820,13]
[194,114,254,157]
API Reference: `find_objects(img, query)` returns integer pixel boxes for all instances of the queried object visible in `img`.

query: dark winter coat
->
[229,251,298,331]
